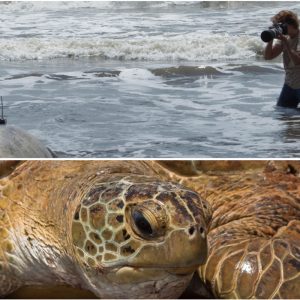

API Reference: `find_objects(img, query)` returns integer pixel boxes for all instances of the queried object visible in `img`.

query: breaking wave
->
[0,34,263,62]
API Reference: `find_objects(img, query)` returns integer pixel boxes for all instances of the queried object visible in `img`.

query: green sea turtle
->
[0,160,211,299]
[1,160,300,299]
[0,126,53,158]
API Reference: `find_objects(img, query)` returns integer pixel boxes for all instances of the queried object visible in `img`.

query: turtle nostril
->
[189,226,195,236]
[199,226,206,238]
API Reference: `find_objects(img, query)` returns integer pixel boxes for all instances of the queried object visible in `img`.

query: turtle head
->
[71,175,211,298]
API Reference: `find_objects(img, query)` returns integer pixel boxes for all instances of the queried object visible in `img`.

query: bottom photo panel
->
[1,160,300,299]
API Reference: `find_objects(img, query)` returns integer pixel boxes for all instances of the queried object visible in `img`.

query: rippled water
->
[1,1,300,157]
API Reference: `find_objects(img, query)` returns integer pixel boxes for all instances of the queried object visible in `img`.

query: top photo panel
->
[1,1,300,158]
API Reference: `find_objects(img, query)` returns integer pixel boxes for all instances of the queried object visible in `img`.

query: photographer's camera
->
[261,23,288,42]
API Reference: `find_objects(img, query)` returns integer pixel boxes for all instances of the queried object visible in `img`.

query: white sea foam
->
[1,1,298,62]
[0,34,263,62]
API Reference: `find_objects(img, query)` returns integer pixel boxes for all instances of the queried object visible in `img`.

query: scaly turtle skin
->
[160,160,300,299]
[0,126,53,158]
[0,161,211,298]
[2,160,300,299]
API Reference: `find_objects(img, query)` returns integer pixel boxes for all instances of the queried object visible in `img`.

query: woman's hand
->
[277,34,289,45]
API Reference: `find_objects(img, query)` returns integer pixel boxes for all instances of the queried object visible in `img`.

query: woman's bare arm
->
[264,40,283,60]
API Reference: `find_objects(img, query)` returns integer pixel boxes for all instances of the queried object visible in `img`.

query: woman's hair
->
[271,10,299,29]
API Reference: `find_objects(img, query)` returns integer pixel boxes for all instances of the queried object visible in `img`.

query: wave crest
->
[0,34,263,62]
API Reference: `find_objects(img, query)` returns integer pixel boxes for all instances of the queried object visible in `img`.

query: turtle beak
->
[128,227,207,270]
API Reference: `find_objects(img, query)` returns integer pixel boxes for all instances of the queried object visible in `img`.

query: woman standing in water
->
[264,10,300,108]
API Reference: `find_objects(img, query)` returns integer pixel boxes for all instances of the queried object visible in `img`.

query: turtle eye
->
[132,210,153,236]
[127,201,168,240]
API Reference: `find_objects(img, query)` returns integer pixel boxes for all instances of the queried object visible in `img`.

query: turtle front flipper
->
[200,220,300,299]
[199,166,300,299]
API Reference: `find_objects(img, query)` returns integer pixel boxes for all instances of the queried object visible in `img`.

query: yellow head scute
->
[84,240,97,256]
[101,229,113,240]
[107,213,123,229]
[89,204,106,229]
[80,208,88,223]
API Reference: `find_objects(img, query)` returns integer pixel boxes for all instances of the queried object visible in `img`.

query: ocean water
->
[1,1,300,158]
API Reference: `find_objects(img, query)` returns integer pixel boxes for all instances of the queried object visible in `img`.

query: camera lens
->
[261,30,275,43]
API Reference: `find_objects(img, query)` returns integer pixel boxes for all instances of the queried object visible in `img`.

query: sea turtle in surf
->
[0,125,53,158]
[1,161,300,299]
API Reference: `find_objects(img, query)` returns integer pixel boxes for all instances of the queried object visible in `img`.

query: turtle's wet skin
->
[0,161,210,299]
[1,160,300,299]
